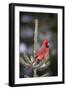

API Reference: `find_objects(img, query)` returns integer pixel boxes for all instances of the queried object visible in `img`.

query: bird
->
[29,39,49,68]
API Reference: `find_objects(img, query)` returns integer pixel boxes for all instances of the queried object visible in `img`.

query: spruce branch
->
[23,54,31,64]
[19,57,30,66]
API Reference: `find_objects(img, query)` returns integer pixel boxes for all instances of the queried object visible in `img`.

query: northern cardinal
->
[29,39,49,67]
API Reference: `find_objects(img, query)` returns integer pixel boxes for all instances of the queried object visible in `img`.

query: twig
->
[34,19,38,57]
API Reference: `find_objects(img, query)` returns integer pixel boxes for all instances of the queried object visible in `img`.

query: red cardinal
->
[29,39,49,67]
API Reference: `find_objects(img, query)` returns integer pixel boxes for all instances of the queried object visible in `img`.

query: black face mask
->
[46,44,49,48]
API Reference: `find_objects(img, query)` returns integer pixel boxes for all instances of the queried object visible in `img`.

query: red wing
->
[35,47,45,57]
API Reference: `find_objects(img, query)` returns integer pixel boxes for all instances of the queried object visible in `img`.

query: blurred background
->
[19,12,58,78]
